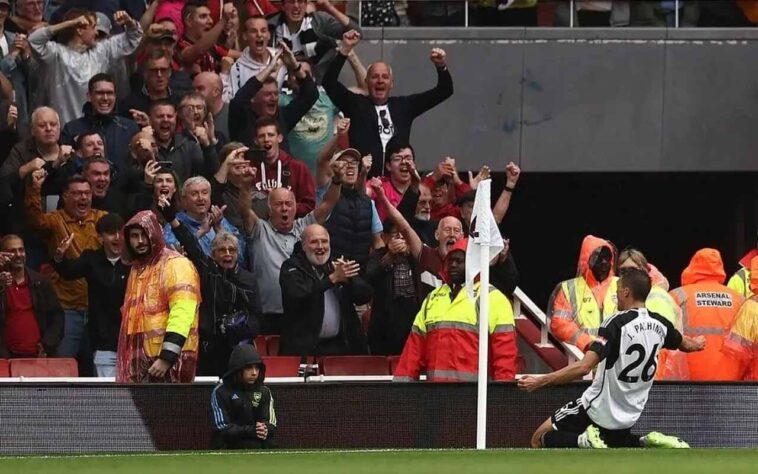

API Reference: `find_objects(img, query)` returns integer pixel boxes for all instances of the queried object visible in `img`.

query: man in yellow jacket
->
[116,210,201,383]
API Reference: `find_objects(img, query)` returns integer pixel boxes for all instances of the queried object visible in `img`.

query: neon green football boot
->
[583,425,608,449]
[641,431,690,448]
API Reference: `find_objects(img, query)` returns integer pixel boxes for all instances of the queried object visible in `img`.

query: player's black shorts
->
[551,398,592,433]
[551,398,639,447]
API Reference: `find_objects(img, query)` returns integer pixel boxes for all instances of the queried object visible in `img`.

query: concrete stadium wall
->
[1,382,756,454]
[344,28,758,172]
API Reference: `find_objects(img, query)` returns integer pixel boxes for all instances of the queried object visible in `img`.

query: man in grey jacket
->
[28,8,143,125]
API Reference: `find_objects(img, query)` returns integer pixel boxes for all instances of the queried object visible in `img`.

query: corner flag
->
[465,178,504,450]
[465,179,504,298]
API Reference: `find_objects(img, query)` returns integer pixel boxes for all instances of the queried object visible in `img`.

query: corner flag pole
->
[476,241,490,450]
[466,179,503,450]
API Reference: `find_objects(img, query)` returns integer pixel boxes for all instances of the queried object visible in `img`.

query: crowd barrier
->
[0,381,756,454]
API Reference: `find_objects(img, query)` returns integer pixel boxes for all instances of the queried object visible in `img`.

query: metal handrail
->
[512,286,584,364]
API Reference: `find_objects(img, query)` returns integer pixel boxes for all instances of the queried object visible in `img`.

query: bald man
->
[279,223,371,356]
[239,171,344,334]
[323,30,453,177]
[373,180,517,299]
[193,71,229,141]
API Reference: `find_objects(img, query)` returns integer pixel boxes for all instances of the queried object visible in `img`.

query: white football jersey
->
[581,308,682,430]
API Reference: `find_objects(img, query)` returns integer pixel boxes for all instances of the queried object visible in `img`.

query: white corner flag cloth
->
[465,179,504,298]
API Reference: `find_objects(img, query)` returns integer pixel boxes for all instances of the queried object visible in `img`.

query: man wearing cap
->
[319,147,382,266]
[393,238,517,382]
[28,9,143,124]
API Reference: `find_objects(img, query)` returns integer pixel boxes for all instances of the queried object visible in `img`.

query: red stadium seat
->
[0,359,9,377]
[254,336,268,356]
[266,335,280,356]
[321,356,390,376]
[262,356,301,377]
[388,356,401,375]
[9,358,78,377]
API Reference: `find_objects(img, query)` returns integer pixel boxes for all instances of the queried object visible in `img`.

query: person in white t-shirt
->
[519,267,705,449]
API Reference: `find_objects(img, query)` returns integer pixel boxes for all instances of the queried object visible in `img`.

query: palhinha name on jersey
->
[632,321,666,339]
[694,292,733,308]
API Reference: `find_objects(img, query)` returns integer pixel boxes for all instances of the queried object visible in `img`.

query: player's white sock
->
[577,432,591,448]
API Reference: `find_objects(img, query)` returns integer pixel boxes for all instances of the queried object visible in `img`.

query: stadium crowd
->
[0,0,755,394]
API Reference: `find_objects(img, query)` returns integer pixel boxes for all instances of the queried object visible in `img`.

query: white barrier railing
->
[512,287,585,366]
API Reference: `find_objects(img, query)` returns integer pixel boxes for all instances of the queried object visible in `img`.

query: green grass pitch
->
[2,449,758,474]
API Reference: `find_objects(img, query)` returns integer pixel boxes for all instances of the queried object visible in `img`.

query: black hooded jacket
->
[210,345,277,449]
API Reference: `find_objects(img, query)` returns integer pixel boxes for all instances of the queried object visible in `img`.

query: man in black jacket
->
[0,235,64,358]
[323,30,454,177]
[62,73,141,170]
[279,224,372,357]
[53,213,128,377]
[210,344,276,449]
[159,197,261,377]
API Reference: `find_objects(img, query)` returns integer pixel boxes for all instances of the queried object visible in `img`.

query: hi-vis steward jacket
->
[547,235,618,352]
[664,248,744,381]
[394,239,517,382]
[723,256,758,380]
[728,249,757,299]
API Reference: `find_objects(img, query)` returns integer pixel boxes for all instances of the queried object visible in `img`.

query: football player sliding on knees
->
[519,267,705,449]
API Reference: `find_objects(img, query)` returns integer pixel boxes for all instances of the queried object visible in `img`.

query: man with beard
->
[279,224,371,357]
[372,178,516,299]
[222,15,286,101]
[547,236,619,353]
[0,234,64,359]
[160,198,261,377]
[228,42,317,148]
[29,9,143,125]
[323,30,453,177]
[163,176,245,264]
[62,74,140,170]
[240,163,344,335]
[117,210,200,383]
[26,173,108,374]
[393,239,517,382]
[148,99,218,181]
[52,213,129,377]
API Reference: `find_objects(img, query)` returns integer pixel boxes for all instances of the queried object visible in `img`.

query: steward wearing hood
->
[393,239,517,382]
[665,248,744,380]
[116,210,201,383]
[724,256,758,380]
[279,224,371,356]
[210,344,276,449]
[547,235,618,352]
